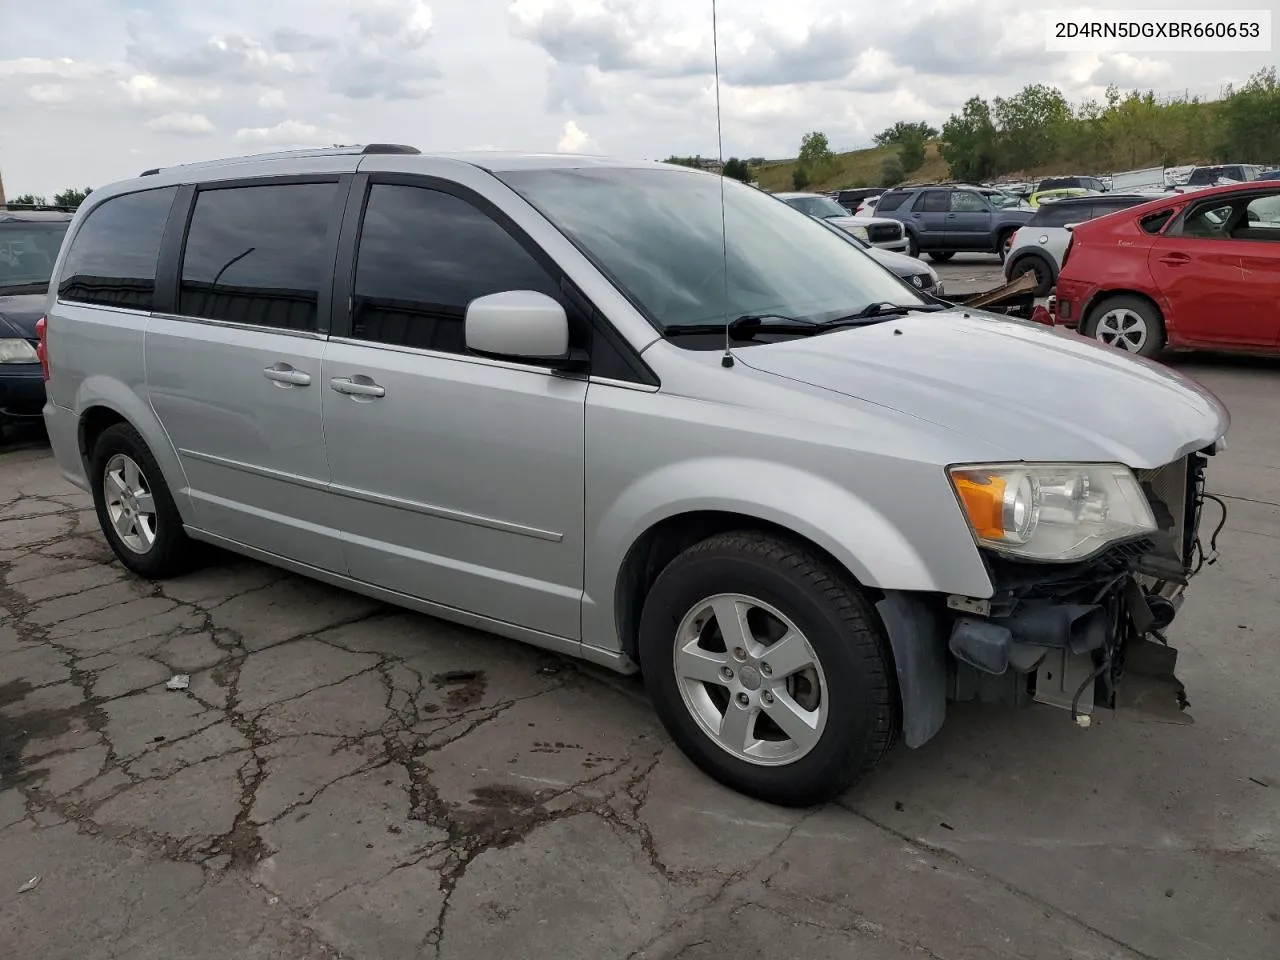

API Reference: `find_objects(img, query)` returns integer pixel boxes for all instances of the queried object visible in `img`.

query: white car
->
[774,192,909,253]
[854,195,880,216]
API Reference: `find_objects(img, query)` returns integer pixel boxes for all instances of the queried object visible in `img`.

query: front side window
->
[350,184,560,354]
[57,187,176,309]
[179,182,339,331]
[500,167,927,335]
[949,191,988,213]
[0,220,69,294]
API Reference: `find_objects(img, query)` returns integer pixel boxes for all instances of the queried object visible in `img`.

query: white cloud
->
[120,73,219,105]
[146,111,216,136]
[257,88,287,110]
[556,119,597,153]
[26,83,70,104]
[233,118,347,146]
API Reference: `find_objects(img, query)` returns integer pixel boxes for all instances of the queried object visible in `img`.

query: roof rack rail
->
[361,143,421,155]
[136,143,421,178]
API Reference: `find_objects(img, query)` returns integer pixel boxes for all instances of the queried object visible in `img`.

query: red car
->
[1052,181,1280,357]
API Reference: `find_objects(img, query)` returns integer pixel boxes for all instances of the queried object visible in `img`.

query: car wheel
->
[905,233,920,258]
[638,530,897,807]
[1082,295,1167,359]
[89,422,200,579]
[1008,256,1053,297]
[997,230,1016,263]
[927,251,954,263]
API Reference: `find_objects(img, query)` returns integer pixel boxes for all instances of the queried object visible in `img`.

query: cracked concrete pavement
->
[1,354,1278,960]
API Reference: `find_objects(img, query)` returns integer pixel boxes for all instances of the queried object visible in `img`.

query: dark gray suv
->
[873,185,1035,262]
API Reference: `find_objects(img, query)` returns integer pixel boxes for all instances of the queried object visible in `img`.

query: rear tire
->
[89,423,201,579]
[638,531,897,807]
[927,251,954,263]
[1081,295,1167,359]
[1008,256,1054,297]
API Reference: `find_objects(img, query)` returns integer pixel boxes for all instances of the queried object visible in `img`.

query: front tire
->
[905,233,920,258]
[927,251,954,263]
[638,531,897,807]
[997,229,1016,263]
[89,423,200,579]
[1082,295,1167,358]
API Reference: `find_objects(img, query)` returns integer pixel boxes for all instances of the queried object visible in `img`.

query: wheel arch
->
[1081,289,1166,331]
[72,378,194,519]
[611,508,950,750]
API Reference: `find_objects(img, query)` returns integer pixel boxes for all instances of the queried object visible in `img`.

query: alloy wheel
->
[1094,307,1149,352]
[672,593,828,766]
[103,453,158,553]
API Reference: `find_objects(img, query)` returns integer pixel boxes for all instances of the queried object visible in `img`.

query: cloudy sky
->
[1,0,1272,196]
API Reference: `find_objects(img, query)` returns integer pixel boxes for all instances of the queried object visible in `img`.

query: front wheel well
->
[614,511,881,670]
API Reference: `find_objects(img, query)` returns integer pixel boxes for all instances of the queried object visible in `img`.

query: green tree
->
[663,156,701,168]
[940,97,999,182]
[722,157,750,182]
[994,83,1074,170]
[881,157,905,186]
[7,193,46,206]
[792,167,812,190]
[1216,67,1280,162]
[873,121,938,146]
[53,187,92,208]
[897,134,927,174]
[797,131,833,168]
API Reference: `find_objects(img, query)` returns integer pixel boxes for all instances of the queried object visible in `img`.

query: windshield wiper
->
[663,314,821,341]
[819,301,947,327]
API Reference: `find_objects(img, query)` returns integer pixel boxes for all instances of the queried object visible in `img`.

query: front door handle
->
[330,376,386,399]
[1158,252,1192,265]
[263,363,311,387]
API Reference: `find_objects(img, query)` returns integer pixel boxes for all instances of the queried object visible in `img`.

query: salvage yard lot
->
[1,353,1278,960]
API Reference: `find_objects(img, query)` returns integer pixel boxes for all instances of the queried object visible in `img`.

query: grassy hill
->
[753,142,951,192]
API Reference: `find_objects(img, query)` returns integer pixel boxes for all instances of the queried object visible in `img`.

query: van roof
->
[134,145,679,179]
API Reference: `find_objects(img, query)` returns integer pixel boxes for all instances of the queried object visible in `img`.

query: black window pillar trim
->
[327,170,659,386]
[151,184,195,316]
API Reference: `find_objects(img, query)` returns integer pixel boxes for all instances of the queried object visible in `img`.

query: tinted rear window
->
[179,182,339,331]
[57,187,176,309]
[1141,209,1175,234]
[1029,203,1087,227]
[874,192,907,212]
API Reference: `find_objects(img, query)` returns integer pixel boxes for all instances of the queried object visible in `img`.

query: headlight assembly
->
[0,339,40,363]
[948,463,1156,562]
[849,225,869,240]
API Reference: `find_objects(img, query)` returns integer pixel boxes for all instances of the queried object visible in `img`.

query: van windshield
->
[500,167,925,334]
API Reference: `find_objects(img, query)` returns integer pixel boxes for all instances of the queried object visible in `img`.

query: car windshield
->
[500,167,926,333]
[0,220,68,292]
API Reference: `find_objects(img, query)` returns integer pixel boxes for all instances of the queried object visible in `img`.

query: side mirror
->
[464,290,583,369]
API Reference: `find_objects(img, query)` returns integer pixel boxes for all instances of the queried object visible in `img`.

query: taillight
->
[1060,234,1075,271]
[35,316,50,381]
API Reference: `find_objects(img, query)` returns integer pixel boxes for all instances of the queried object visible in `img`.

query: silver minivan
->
[40,146,1229,806]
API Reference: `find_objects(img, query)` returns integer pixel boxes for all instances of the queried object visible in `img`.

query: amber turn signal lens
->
[952,472,1007,541]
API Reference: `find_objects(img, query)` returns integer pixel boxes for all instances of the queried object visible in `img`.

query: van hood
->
[733,309,1229,469]
[0,293,45,339]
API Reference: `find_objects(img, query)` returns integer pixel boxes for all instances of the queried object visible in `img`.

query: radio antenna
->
[711,0,733,368]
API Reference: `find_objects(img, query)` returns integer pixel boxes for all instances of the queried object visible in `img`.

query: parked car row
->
[871,185,1034,260]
